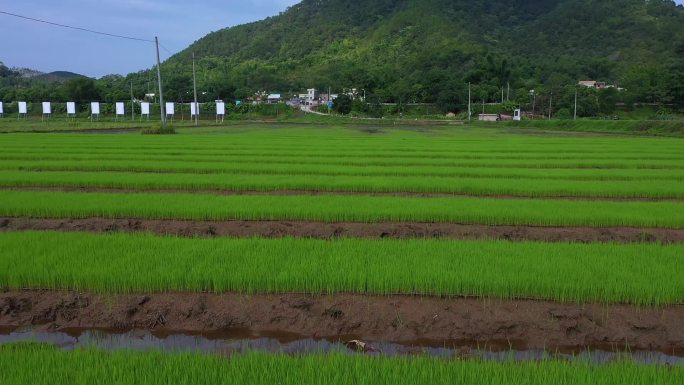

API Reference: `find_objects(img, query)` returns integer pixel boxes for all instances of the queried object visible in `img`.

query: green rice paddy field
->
[0,126,683,299]
[2,231,682,304]
[0,125,683,381]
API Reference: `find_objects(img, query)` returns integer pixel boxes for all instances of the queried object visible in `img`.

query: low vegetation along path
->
[0,126,683,361]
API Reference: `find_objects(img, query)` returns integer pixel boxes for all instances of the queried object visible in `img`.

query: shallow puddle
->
[1,327,681,365]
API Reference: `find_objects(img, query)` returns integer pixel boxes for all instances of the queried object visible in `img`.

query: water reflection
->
[0,327,681,366]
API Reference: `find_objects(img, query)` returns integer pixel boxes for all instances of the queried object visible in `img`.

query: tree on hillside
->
[333,94,353,114]
[0,62,14,78]
[64,78,100,102]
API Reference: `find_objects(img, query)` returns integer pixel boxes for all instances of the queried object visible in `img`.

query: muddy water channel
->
[1,327,681,365]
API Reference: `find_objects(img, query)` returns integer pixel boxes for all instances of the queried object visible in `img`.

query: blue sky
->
[0,0,300,77]
[1,0,683,78]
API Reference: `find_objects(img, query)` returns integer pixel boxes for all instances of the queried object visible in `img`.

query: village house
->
[578,80,606,89]
[298,89,319,105]
[320,93,339,102]
[578,80,625,91]
[267,94,281,104]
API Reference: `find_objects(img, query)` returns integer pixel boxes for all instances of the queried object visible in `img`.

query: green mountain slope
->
[156,0,684,109]
[2,0,683,114]
[35,71,87,83]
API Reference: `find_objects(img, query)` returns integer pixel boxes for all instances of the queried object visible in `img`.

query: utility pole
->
[155,36,166,128]
[507,82,510,102]
[548,92,553,120]
[192,52,199,127]
[529,90,536,119]
[130,81,134,121]
[468,82,471,122]
[574,89,578,121]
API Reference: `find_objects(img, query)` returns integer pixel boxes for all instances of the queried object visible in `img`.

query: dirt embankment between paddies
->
[1,290,682,354]
[2,217,684,243]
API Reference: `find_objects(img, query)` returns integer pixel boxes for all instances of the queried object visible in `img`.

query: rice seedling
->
[2,151,684,169]
[0,344,681,385]
[1,190,682,228]
[5,159,684,181]
[1,170,683,198]
[1,231,682,304]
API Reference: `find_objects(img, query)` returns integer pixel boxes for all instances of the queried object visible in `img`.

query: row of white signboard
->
[0,102,226,116]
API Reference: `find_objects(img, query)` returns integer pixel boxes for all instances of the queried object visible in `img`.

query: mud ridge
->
[1,290,682,354]
[1,217,683,243]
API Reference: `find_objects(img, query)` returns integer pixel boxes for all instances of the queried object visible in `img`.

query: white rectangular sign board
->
[0,102,3,114]
[67,102,76,115]
[141,102,150,115]
[42,102,51,114]
[91,102,100,115]
[18,102,27,114]
[165,102,175,115]
[116,102,125,116]
[190,103,197,116]
[216,102,225,115]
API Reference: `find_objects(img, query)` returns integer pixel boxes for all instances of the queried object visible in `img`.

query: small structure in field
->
[90,102,100,121]
[18,101,28,119]
[42,102,52,121]
[165,102,175,121]
[66,102,76,119]
[513,109,521,121]
[141,102,150,120]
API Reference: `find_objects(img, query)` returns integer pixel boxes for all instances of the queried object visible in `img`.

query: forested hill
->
[156,0,684,108]
[2,0,683,113]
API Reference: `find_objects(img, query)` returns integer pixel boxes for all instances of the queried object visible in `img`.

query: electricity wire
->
[0,10,155,43]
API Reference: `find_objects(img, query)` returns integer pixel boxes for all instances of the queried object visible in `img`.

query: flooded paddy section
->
[2,290,683,356]
[1,326,682,365]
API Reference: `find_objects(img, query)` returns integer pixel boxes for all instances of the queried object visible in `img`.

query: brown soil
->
[2,217,683,243]
[1,290,682,354]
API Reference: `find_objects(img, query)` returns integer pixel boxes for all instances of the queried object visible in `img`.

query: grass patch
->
[140,125,176,135]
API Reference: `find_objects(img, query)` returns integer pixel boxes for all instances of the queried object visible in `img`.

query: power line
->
[159,43,175,57]
[0,10,154,43]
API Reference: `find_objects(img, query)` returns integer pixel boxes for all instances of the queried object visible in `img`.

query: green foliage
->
[2,231,683,304]
[333,94,353,114]
[3,344,683,385]
[140,124,176,135]
[2,0,683,114]
[62,78,100,102]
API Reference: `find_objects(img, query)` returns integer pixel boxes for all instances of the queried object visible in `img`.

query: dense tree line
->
[1,0,683,116]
